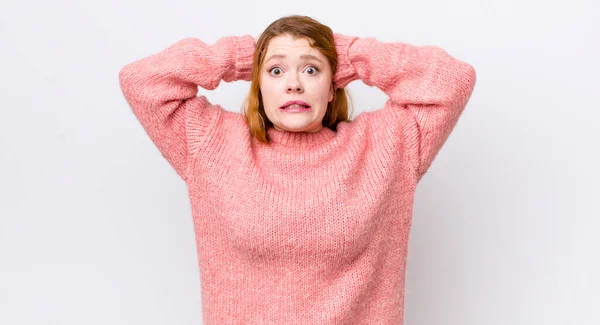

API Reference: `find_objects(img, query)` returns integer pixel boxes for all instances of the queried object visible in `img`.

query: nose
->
[286,74,304,93]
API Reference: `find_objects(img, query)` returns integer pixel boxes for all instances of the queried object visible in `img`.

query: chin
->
[269,111,326,132]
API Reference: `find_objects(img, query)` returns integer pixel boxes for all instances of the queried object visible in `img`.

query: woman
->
[119,15,476,325]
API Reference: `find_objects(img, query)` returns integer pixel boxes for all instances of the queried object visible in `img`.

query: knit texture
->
[119,33,476,324]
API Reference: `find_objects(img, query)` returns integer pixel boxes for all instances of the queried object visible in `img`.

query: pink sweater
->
[119,33,476,324]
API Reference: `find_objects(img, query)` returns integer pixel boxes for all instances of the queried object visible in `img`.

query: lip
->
[280,100,311,109]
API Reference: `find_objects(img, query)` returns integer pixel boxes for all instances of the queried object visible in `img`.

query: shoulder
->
[341,103,414,156]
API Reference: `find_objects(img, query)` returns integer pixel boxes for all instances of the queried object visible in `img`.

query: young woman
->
[119,14,476,325]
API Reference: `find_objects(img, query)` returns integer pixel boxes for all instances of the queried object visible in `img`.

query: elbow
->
[118,61,147,100]
[462,63,477,100]
[451,61,476,105]
[464,63,477,93]
[118,63,135,90]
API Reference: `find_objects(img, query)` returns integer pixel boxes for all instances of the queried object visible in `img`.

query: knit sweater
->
[118,32,476,325]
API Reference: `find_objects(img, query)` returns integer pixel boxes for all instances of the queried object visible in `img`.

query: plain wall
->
[1,0,598,324]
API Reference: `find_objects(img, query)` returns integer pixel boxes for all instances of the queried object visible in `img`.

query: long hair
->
[241,15,353,144]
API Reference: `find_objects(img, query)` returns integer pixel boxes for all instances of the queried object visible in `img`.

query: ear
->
[328,83,334,102]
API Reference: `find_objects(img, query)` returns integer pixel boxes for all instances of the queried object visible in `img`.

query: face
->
[260,34,334,133]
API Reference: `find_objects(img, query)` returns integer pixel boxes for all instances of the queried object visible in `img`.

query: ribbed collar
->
[267,127,336,149]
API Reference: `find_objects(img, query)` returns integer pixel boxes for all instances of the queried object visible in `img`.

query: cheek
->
[260,84,276,103]
[306,81,332,102]
[259,83,282,114]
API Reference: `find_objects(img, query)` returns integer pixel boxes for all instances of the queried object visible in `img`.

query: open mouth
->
[280,104,311,111]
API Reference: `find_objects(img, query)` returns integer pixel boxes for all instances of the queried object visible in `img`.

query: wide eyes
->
[268,66,320,76]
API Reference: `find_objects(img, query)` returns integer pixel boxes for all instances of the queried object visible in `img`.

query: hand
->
[332,33,357,89]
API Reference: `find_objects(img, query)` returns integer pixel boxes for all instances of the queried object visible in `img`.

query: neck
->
[266,126,336,150]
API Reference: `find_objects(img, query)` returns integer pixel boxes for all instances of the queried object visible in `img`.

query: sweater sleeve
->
[118,35,255,180]
[332,33,477,182]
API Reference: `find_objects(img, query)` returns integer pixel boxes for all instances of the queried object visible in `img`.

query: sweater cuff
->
[333,33,359,89]
[233,35,255,81]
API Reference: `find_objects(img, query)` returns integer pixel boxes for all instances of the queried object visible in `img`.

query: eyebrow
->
[265,54,323,64]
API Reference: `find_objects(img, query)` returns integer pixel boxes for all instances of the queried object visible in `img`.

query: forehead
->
[265,34,323,59]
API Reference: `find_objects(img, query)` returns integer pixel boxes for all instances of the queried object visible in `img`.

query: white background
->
[1,0,599,324]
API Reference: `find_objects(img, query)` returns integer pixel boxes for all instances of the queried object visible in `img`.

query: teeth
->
[284,104,307,109]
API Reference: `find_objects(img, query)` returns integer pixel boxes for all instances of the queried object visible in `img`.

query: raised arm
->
[118,35,255,180]
[333,34,477,182]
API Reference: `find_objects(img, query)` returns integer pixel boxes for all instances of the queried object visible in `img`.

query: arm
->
[333,34,477,182]
[118,35,255,180]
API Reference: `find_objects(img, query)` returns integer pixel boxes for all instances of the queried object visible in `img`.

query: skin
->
[259,34,334,133]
